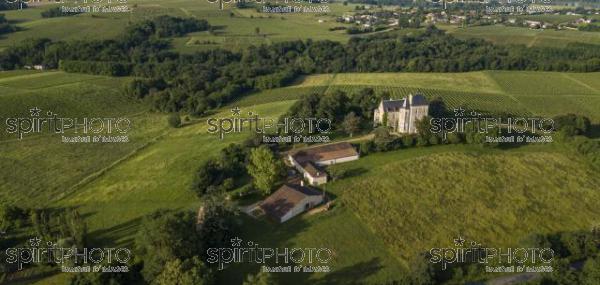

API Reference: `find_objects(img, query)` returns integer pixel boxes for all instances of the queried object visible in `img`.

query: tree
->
[415,115,433,140]
[168,113,182,128]
[246,146,284,195]
[581,256,600,285]
[155,257,213,285]
[196,192,238,251]
[191,159,224,197]
[243,271,275,285]
[316,91,349,126]
[373,126,393,144]
[553,114,591,136]
[0,205,27,232]
[359,140,375,155]
[428,97,447,118]
[373,126,393,151]
[342,112,360,137]
[350,88,377,118]
[69,264,144,285]
[135,210,203,281]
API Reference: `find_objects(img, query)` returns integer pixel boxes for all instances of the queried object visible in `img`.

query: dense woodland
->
[1,16,600,114]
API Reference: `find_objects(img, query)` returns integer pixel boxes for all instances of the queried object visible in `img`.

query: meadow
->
[323,144,600,277]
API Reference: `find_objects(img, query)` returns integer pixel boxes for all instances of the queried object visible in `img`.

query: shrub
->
[416,136,429,147]
[447,132,463,144]
[402,135,415,147]
[168,113,182,128]
[359,140,375,155]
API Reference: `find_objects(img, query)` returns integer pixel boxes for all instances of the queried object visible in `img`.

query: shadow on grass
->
[587,124,600,139]
[216,213,313,284]
[87,217,142,248]
[315,257,384,285]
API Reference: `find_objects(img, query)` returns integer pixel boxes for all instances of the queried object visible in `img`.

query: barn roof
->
[290,142,359,164]
[260,184,322,220]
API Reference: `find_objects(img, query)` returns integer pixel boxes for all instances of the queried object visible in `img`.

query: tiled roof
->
[260,184,322,220]
[301,161,326,178]
[291,142,359,164]
[382,99,405,111]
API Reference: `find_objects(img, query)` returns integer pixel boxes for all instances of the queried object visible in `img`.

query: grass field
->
[446,24,600,48]
[323,144,600,274]
[285,71,600,121]
[0,71,168,206]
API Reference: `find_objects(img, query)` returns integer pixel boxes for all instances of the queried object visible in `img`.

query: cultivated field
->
[446,24,600,47]
[287,71,600,121]
[0,0,356,52]
[0,71,169,207]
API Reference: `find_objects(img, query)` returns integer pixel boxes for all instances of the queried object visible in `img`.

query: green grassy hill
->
[1,70,599,284]
[325,145,600,265]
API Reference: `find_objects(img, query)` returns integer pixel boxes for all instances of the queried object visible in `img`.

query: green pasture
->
[446,24,600,47]
[323,144,600,272]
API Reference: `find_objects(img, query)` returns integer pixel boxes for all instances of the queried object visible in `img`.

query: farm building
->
[260,183,324,223]
[288,142,359,185]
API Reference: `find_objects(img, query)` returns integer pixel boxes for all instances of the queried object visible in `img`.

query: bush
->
[359,140,375,155]
[416,136,429,147]
[168,113,182,128]
[402,135,415,147]
[553,114,591,136]
[329,168,348,181]
[447,132,463,144]
[41,7,81,18]
[428,135,440,145]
